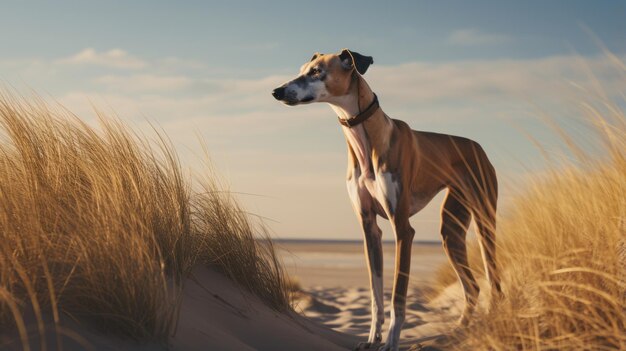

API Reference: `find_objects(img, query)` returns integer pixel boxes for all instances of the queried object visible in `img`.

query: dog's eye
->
[308,68,320,76]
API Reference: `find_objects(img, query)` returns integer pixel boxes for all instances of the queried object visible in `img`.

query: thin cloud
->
[57,48,147,69]
[52,53,626,138]
[368,55,626,104]
[156,57,208,71]
[95,74,193,92]
[447,28,511,46]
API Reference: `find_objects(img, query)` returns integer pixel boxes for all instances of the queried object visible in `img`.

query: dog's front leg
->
[380,216,414,351]
[348,180,384,350]
[361,212,384,346]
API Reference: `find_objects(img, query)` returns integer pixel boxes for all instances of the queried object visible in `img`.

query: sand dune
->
[2,266,359,351]
[172,267,358,351]
[2,241,465,351]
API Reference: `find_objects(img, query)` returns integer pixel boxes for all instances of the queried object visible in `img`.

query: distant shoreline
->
[273,237,446,289]
[272,238,441,246]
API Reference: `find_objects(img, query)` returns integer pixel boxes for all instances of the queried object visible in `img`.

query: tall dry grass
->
[0,93,290,349]
[433,71,626,349]
[192,174,291,311]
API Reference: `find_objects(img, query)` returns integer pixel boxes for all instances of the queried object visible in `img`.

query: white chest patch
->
[348,170,401,219]
[376,172,400,216]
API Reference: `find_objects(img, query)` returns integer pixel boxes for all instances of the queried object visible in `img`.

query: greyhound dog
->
[272,49,502,351]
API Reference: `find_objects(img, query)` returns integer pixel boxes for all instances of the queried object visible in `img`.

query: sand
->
[2,241,468,350]
[278,240,469,350]
[1,266,359,351]
[170,266,358,351]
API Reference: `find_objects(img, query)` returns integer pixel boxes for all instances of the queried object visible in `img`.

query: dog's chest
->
[344,125,374,177]
[353,174,435,219]
[345,168,405,221]
[344,126,436,218]
[344,125,399,216]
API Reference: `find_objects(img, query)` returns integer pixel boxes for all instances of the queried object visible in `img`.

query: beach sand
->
[2,265,360,351]
[277,240,468,350]
[2,241,467,351]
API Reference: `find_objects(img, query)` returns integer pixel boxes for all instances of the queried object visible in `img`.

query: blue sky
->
[1,1,625,240]
[3,1,625,69]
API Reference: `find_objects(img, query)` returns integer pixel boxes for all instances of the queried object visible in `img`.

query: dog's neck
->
[328,73,375,120]
[327,74,392,178]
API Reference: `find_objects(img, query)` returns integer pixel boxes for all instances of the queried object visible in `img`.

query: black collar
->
[337,93,380,128]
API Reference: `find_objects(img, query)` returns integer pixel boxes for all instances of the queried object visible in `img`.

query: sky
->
[1,1,625,241]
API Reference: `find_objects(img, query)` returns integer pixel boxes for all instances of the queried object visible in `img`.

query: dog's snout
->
[272,87,285,100]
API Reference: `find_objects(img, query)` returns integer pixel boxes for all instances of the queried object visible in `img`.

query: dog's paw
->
[353,341,381,350]
[376,343,397,351]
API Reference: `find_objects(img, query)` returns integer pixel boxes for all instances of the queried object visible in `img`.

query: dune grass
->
[0,93,290,349]
[432,76,626,349]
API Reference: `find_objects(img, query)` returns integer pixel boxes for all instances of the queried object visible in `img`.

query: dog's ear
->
[310,52,321,61]
[339,49,374,75]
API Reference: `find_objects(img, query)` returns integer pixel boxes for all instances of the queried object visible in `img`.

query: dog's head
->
[272,49,373,106]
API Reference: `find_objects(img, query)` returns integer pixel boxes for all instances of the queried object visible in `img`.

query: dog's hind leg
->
[475,206,502,300]
[440,189,479,326]
[468,155,503,301]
